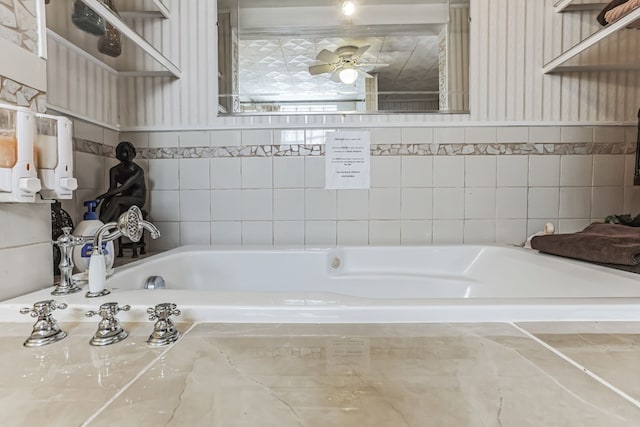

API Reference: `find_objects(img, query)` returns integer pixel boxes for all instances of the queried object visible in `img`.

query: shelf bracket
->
[81,0,181,78]
[543,7,640,73]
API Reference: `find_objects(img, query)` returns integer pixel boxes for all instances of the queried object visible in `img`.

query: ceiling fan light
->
[339,67,358,84]
[341,1,355,16]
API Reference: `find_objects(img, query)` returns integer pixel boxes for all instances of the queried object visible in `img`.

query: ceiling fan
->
[308,45,389,84]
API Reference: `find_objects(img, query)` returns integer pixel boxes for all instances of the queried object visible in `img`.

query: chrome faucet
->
[52,227,88,295]
[86,206,160,298]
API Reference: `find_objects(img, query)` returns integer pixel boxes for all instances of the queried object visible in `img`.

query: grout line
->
[509,322,640,410]
[80,322,199,426]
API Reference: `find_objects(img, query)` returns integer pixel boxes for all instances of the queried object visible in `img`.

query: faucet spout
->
[141,220,161,239]
[87,206,160,298]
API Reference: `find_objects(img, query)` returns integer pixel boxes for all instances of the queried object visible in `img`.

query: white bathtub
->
[3,245,640,323]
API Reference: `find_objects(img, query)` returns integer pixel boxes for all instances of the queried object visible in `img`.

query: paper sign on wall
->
[325,131,370,189]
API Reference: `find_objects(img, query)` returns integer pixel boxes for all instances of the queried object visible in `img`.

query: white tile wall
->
[274,221,305,247]
[180,190,211,221]
[529,156,560,187]
[305,189,336,220]
[179,131,209,147]
[371,156,401,188]
[401,128,433,144]
[592,155,624,187]
[149,190,180,222]
[401,188,432,220]
[149,159,179,190]
[465,156,496,187]
[210,130,241,147]
[401,157,433,187]
[337,220,369,245]
[179,159,210,190]
[369,189,401,220]
[433,156,465,187]
[560,156,592,186]
[305,221,336,246]
[432,220,464,244]
[180,222,211,245]
[369,221,401,245]
[0,243,53,300]
[337,190,369,220]
[401,220,432,245]
[528,188,560,219]
[210,158,241,189]
[242,189,272,220]
[274,189,304,220]
[149,132,179,148]
[242,221,273,246]
[63,125,638,258]
[211,221,241,246]
[273,157,305,188]
[465,188,496,219]
[497,156,528,187]
[241,158,272,189]
[433,188,464,220]
[211,190,242,221]
[464,220,496,243]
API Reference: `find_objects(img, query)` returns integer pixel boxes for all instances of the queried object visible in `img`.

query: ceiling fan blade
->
[330,70,342,82]
[358,63,390,68]
[316,49,340,64]
[357,68,373,79]
[309,64,336,75]
[352,45,371,60]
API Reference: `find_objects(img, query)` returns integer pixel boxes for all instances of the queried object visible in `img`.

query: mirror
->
[217,0,469,115]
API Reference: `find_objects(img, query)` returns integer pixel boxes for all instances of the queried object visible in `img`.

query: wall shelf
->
[543,5,640,74]
[46,0,179,78]
[80,0,180,78]
[119,0,170,20]
[554,0,608,13]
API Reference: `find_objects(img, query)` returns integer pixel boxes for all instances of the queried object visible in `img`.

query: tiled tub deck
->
[1,321,640,426]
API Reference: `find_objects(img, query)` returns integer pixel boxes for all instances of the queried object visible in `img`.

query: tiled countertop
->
[1,322,640,426]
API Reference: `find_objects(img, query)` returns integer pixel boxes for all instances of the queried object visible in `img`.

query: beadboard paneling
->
[46,35,119,128]
[46,0,640,128]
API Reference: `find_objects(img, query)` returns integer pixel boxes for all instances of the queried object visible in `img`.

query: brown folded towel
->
[598,0,630,25]
[531,222,640,266]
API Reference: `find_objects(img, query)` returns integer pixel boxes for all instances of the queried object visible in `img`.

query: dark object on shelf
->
[635,108,640,185]
[97,141,147,257]
[98,0,122,57]
[51,200,74,276]
[531,222,640,266]
[605,213,640,226]
[597,0,629,26]
[72,0,106,36]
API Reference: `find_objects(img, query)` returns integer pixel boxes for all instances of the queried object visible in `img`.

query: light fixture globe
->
[339,67,358,84]
[341,0,355,16]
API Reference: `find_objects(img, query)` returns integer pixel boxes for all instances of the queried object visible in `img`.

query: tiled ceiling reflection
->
[239,34,440,102]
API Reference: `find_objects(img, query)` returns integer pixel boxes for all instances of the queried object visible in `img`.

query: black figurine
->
[96,141,146,224]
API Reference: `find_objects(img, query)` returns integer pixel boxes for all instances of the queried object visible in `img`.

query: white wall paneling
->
[47,34,119,128]
[46,0,640,129]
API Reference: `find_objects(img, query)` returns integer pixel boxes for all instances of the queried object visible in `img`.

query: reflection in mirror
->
[217,0,469,115]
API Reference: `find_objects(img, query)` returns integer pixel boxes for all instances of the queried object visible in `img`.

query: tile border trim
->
[75,139,631,159]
